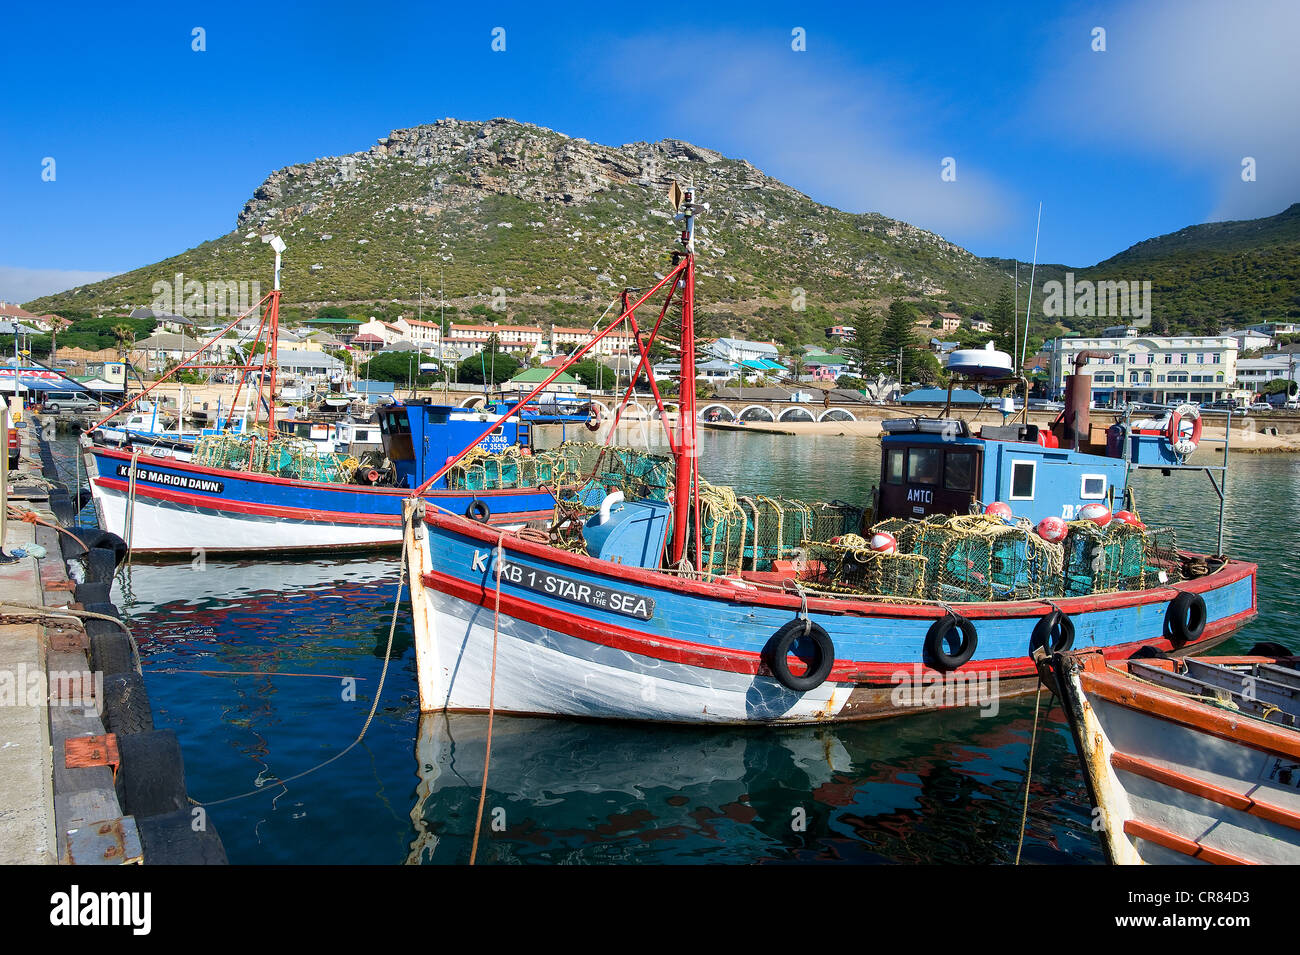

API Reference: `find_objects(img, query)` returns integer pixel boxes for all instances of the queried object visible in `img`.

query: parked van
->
[40,391,101,414]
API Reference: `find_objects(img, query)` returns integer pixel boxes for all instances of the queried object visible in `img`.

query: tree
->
[880,300,918,379]
[989,288,1015,353]
[112,323,136,358]
[455,344,520,386]
[362,352,442,386]
[845,308,883,376]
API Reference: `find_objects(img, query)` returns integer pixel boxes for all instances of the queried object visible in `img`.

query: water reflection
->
[407,701,1099,865]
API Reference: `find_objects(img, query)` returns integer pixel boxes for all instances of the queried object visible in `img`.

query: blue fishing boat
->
[402,186,1258,723]
[81,237,556,556]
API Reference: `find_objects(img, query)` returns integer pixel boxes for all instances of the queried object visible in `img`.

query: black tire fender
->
[762,619,835,692]
[465,498,491,523]
[924,614,978,671]
[1030,609,1075,656]
[101,672,155,735]
[1165,591,1206,649]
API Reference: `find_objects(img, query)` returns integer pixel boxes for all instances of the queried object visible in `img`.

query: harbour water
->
[48,432,1298,864]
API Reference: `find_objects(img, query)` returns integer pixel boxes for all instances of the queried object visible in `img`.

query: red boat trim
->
[421,568,1250,682]
[1110,752,1300,832]
[422,508,1257,623]
[94,476,552,528]
[1078,656,1300,762]
[1121,819,1252,865]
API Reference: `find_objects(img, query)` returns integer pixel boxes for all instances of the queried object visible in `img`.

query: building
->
[504,367,583,395]
[1223,328,1274,352]
[708,337,780,364]
[935,312,962,334]
[1234,355,1299,391]
[969,319,993,333]
[445,322,546,359]
[550,324,637,357]
[825,325,854,341]
[1247,322,1299,337]
[1050,334,1238,406]
[276,349,345,379]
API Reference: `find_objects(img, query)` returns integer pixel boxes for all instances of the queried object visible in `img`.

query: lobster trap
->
[191,432,348,483]
[693,488,863,576]
[1061,521,1182,596]
[799,535,928,599]
[900,514,1064,602]
[443,445,578,492]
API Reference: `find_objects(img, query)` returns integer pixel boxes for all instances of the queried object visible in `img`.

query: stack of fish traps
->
[442,445,579,492]
[191,432,347,483]
[799,513,1182,603]
[694,488,863,576]
[1061,520,1182,596]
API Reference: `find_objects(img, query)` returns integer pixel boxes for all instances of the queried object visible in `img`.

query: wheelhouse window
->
[1080,474,1107,499]
[907,447,942,485]
[886,449,905,485]
[944,451,975,492]
[1009,460,1036,500]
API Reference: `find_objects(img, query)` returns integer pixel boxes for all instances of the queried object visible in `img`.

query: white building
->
[1235,355,1300,391]
[708,337,779,364]
[1050,335,1238,406]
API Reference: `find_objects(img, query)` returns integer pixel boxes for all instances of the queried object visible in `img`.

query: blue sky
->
[2,0,1296,302]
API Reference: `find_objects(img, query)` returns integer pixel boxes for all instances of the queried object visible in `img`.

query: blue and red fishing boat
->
[81,236,555,556]
[401,185,1259,723]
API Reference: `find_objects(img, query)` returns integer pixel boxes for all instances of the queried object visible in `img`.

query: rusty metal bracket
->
[65,734,120,779]
[64,817,144,866]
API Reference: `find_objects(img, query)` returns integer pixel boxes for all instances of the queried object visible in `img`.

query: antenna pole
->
[1021,204,1042,370]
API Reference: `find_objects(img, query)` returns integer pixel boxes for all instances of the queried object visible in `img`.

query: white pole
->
[1021,204,1042,370]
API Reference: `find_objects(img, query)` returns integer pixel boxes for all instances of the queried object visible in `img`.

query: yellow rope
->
[1015,685,1043,865]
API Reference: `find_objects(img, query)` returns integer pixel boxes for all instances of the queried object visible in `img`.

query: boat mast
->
[669,185,704,565]
[263,234,285,435]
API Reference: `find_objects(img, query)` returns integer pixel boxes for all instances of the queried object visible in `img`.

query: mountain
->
[22,119,1300,342]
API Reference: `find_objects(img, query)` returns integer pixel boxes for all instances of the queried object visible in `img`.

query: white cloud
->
[599,33,1015,241]
[0,266,119,306]
[1035,0,1300,220]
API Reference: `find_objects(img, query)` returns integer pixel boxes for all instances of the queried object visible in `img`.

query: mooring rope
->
[125,447,141,565]
[470,532,506,865]
[1015,685,1043,865]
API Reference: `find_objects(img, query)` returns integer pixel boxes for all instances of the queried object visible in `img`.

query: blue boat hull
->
[405,504,1258,723]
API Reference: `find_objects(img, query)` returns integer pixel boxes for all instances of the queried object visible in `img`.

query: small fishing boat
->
[401,186,1260,724]
[81,237,556,556]
[1045,648,1300,864]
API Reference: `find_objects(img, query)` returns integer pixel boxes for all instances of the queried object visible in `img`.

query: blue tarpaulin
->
[900,386,986,405]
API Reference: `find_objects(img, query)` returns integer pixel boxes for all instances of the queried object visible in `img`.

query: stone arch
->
[819,408,856,422]
[698,403,736,421]
[739,405,775,422]
[778,407,816,422]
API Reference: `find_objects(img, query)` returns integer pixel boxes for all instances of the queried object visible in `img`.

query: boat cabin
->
[378,401,527,490]
[877,417,1130,524]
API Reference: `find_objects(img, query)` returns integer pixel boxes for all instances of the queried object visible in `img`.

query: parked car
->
[1285,399,1300,410]
[1249,401,1272,412]
[40,391,101,414]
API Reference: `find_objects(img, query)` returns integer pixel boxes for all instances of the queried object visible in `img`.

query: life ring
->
[763,619,835,692]
[1029,609,1075,656]
[465,498,491,523]
[1165,403,1202,458]
[1165,590,1206,648]
[924,614,978,671]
